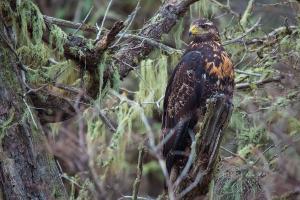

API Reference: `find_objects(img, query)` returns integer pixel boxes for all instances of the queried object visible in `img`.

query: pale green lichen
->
[17,44,49,68]
[17,0,45,45]
[112,67,120,91]
[0,108,15,141]
[135,55,168,116]
[49,24,67,56]
[97,54,108,98]
[0,1,14,25]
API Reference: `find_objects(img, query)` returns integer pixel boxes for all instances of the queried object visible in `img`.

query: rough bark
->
[43,0,200,84]
[0,8,67,200]
[113,0,199,79]
[168,95,233,199]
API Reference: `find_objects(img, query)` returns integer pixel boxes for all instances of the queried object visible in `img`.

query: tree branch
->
[236,75,283,90]
[43,15,182,55]
[42,0,199,86]
[113,0,200,79]
[132,144,145,200]
[209,0,239,17]
[43,15,98,33]
[166,94,233,199]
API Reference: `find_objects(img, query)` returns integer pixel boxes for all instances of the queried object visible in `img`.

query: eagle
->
[161,18,234,175]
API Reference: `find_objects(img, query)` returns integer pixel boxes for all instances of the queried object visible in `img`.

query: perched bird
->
[161,18,234,174]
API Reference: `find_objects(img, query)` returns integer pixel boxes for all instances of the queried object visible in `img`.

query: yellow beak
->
[189,25,201,35]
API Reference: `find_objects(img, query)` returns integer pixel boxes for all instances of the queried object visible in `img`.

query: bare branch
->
[240,0,255,28]
[223,17,261,46]
[236,75,283,90]
[43,15,98,33]
[74,5,94,34]
[94,21,125,51]
[209,0,239,17]
[96,0,114,40]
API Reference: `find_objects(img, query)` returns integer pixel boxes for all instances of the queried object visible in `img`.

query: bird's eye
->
[200,24,207,29]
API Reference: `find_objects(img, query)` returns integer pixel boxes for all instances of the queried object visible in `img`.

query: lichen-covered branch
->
[113,0,199,79]
[43,0,199,79]
[43,15,98,33]
[33,0,201,123]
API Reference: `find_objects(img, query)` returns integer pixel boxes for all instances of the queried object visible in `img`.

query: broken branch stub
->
[171,94,233,199]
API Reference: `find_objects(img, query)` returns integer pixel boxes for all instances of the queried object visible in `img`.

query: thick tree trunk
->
[0,17,67,200]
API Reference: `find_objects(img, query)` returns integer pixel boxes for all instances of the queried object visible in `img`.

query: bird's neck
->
[187,38,221,50]
[190,33,221,44]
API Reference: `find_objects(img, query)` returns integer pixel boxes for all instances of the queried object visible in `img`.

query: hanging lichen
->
[191,0,216,19]
[16,0,45,45]
[49,24,67,57]
[135,55,168,116]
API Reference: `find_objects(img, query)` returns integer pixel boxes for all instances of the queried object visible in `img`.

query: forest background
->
[0,0,300,199]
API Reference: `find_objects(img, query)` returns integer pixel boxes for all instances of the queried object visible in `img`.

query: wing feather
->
[161,51,206,161]
[162,51,206,129]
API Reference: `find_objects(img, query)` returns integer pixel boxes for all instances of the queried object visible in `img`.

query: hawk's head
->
[189,19,220,42]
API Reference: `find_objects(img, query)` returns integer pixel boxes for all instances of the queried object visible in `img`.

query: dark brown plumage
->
[161,19,235,174]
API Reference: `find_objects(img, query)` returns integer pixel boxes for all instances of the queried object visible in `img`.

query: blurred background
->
[32,0,300,199]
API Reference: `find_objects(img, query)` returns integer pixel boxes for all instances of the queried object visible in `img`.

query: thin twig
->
[209,0,239,17]
[43,15,98,33]
[235,69,261,77]
[23,98,38,128]
[96,0,114,40]
[119,34,183,55]
[236,75,283,90]
[240,0,255,28]
[132,144,145,200]
[223,17,261,46]
[98,110,117,133]
[74,6,94,34]
[220,146,247,163]
[112,0,141,47]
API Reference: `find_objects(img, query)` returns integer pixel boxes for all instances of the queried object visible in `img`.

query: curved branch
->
[113,0,199,79]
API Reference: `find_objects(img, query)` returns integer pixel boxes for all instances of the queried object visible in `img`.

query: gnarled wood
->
[0,9,67,200]
[169,94,233,199]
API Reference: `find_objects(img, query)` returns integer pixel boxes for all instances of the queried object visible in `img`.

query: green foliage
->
[215,168,260,200]
[112,67,120,91]
[287,117,300,136]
